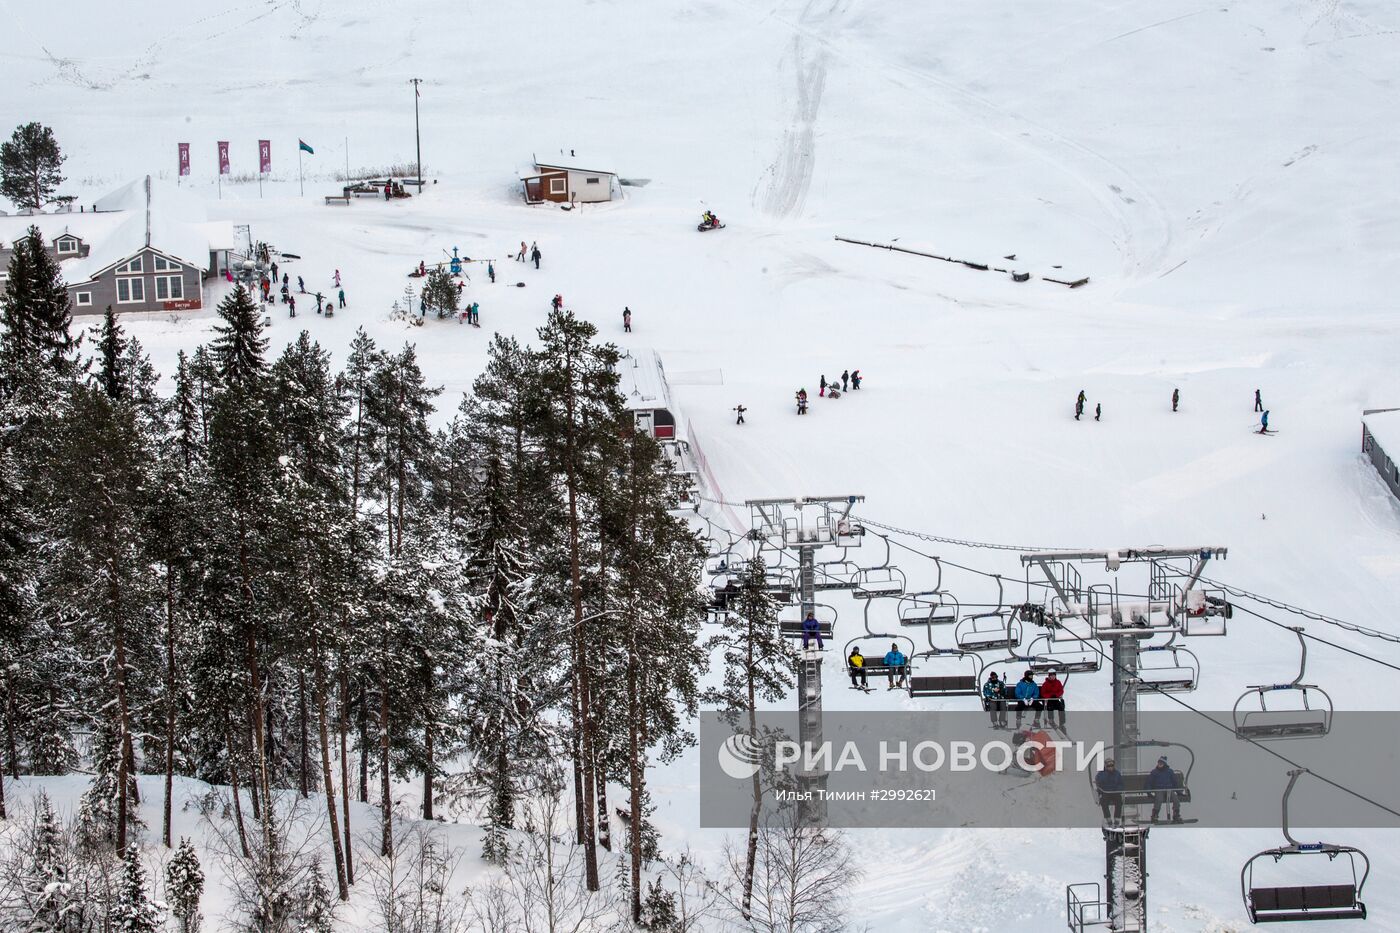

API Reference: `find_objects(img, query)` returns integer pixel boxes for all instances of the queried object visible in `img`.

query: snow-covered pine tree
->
[703,553,792,919]
[267,331,351,897]
[298,858,335,933]
[533,309,628,892]
[165,836,204,933]
[77,715,144,852]
[421,267,459,319]
[112,844,162,933]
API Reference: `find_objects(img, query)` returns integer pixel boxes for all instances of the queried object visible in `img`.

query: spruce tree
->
[112,844,163,933]
[421,267,459,318]
[298,858,336,933]
[166,837,204,933]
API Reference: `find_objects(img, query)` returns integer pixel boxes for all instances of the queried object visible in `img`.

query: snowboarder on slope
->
[1172,388,1179,412]
[884,643,908,690]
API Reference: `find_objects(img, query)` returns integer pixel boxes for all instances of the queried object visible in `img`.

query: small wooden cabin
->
[522,150,617,204]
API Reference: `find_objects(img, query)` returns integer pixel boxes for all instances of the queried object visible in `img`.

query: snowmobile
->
[697,213,726,232]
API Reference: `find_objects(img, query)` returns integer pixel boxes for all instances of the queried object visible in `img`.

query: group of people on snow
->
[1075,386,1272,432]
[253,260,345,318]
[792,369,861,416]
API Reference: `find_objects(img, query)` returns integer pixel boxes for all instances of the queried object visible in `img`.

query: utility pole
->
[410,78,423,188]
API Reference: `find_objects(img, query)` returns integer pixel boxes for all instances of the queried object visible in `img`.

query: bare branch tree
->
[719,807,858,933]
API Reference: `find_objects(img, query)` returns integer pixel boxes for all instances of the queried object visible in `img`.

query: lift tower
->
[746,496,865,825]
[1023,547,1227,933]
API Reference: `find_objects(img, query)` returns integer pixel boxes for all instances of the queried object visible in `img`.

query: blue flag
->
[298,139,314,155]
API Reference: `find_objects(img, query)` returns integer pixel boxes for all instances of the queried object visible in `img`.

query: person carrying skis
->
[801,611,824,650]
[1095,760,1125,822]
[733,405,746,425]
[983,672,1007,728]
[841,369,850,392]
[1255,388,1263,412]
[1014,670,1043,727]
[1147,757,1183,823]
[819,375,827,398]
[1040,669,1066,730]
[883,642,908,690]
[1259,410,1270,434]
[623,307,632,332]
[1172,388,1180,412]
[848,646,868,690]
[851,370,862,390]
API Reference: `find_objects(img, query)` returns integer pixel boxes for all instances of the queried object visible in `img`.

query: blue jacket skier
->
[883,644,908,689]
[801,611,823,650]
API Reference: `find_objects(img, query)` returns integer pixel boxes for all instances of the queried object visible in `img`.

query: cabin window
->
[586,177,600,184]
[549,178,566,194]
[117,256,144,274]
[152,255,180,272]
[155,274,184,301]
[116,277,145,303]
[75,291,92,306]
[56,237,78,254]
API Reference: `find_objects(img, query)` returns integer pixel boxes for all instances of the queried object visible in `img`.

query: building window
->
[117,277,145,304]
[155,275,184,301]
[550,178,566,195]
[585,177,600,184]
[152,255,180,272]
[117,256,144,274]
[75,291,92,306]
[56,237,78,254]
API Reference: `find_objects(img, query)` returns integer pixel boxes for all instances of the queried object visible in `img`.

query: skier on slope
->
[1259,410,1270,434]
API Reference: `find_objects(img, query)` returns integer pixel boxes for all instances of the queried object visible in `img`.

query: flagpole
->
[299,147,304,196]
[411,78,423,188]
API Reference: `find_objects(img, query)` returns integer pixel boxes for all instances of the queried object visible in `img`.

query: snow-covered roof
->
[616,349,673,413]
[1363,409,1400,459]
[95,176,207,222]
[196,220,239,252]
[533,149,616,175]
[0,211,128,251]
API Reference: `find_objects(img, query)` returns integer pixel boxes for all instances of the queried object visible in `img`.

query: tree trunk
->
[312,635,349,899]
[379,676,392,857]
[298,669,310,798]
[238,527,273,846]
[111,558,131,855]
[742,622,760,921]
[627,628,644,923]
[338,663,354,884]
[422,666,434,822]
[163,566,177,848]
[358,700,369,804]
[3,669,20,779]
[226,721,250,859]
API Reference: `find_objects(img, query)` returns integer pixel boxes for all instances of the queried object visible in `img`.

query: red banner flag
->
[259,139,271,174]
[218,141,230,175]
[178,142,190,177]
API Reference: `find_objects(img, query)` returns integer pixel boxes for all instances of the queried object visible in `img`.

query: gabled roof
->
[616,349,673,412]
[95,176,207,222]
[533,149,616,175]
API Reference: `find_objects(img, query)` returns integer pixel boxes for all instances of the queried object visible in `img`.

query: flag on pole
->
[299,139,314,155]
[259,140,272,173]
[217,141,230,175]
[178,143,190,176]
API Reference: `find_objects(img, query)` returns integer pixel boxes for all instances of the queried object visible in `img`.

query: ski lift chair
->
[850,566,907,599]
[897,591,957,627]
[777,604,836,641]
[908,649,983,698]
[1241,770,1369,923]
[846,634,917,689]
[953,612,1022,652]
[1088,740,1194,811]
[1135,643,1200,694]
[1180,587,1232,635]
[1233,628,1334,740]
[1026,634,1101,674]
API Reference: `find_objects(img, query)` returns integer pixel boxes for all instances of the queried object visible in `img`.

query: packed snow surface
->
[5,0,1400,928]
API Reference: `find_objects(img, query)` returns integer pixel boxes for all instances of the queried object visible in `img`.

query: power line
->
[1198,575,1400,646]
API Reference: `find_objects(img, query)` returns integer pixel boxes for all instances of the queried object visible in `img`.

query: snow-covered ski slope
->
[7,0,1400,927]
